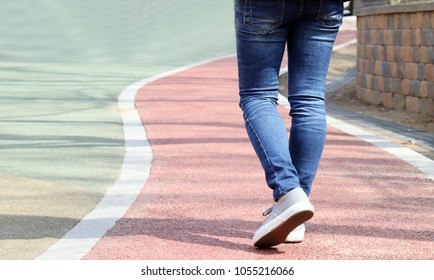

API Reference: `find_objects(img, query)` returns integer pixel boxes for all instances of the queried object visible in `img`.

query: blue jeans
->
[235,0,343,201]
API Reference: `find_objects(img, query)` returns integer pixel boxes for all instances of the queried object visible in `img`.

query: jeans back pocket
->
[316,0,343,28]
[243,0,285,35]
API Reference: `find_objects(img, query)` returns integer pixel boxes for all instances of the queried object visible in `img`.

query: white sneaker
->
[253,187,314,248]
[285,224,305,243]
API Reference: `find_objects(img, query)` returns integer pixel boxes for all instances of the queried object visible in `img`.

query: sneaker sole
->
[284,228,305,243]
[253,203,314,248]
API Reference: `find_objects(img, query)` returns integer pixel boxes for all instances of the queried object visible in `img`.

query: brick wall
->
[356,1,434,116]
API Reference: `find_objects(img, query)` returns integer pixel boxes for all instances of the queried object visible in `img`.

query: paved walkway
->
[0,1,236,260]
[35,16,434,260]
[84,58,433,259]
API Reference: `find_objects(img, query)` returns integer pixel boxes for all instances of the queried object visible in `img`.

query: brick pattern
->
[357,10,434,116]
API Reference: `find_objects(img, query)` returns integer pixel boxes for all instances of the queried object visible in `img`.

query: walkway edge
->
[277,94,434,181]
[36,54,236,260]
[326,115,434,181]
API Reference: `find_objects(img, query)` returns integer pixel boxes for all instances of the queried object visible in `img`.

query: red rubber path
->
[83,27,434,260]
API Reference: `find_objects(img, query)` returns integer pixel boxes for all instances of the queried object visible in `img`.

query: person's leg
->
[235,0,316,248]
[235,0,300,202]
[234,0,344,248]
[286,0,343,196]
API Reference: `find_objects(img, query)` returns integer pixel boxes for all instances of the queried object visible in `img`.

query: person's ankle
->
[277,194,285,203]
[277,188,298,202]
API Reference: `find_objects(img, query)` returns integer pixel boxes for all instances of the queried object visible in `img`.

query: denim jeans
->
[235,0,343,201]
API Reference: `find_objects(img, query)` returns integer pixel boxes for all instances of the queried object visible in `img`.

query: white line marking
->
[36,54,236,260]
[326,115,434,181]
[278,94,434,181]
[332,38,357,51]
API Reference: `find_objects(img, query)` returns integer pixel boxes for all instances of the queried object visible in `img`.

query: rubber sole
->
[284,224,305,243]
[254,210,314,248]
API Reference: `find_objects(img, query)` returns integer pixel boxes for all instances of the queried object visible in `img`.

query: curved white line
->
[37,54,236,260]
[326,116,434,181]
[278,95,434,181]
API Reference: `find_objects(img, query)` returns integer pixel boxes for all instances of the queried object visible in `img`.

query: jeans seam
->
[245,118,281,192]
[281,0,286,21]
[297,0,304,18]
[243,0,250,24]
[315,0,322,21]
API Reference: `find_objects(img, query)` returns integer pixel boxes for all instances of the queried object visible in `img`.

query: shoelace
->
[262,206,274,216]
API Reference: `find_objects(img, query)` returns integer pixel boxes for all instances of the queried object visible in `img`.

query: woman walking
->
[234,0,345,247]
